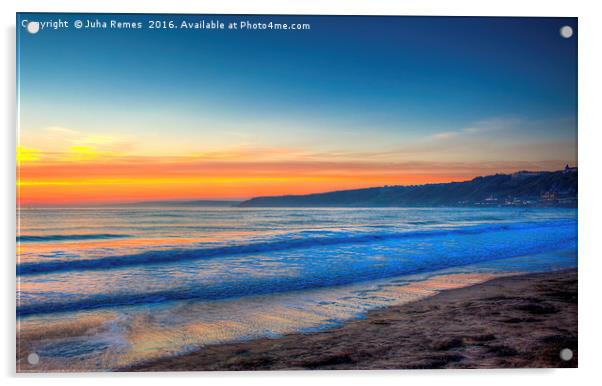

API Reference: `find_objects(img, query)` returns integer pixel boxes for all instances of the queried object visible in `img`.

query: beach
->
[123,269,577,371]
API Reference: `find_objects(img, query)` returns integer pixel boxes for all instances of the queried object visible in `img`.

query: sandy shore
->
[122,269,577,371]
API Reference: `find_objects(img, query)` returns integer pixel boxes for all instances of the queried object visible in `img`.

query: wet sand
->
[123,269,577,371]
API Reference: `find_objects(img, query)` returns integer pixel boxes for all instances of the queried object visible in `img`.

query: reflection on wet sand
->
[17,271,502,372]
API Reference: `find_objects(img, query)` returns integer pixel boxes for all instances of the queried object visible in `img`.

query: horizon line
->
[17,167,576,208]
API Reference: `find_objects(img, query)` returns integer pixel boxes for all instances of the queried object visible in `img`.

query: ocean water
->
[16,207,577,371]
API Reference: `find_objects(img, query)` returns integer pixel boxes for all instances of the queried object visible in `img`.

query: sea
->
[16,207,577,371]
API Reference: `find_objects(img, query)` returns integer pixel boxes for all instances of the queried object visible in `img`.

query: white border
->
[3,1,601,385]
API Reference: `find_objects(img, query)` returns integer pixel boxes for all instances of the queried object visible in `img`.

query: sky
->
[17,14,577,205]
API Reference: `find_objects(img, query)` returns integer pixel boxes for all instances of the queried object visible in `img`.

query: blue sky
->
[17,14,578,202]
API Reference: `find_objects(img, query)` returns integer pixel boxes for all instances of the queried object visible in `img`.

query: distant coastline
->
[239,167,577,208]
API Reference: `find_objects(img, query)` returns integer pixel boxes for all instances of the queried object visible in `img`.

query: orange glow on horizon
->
[16,153,569,206]
[17,174,471,205]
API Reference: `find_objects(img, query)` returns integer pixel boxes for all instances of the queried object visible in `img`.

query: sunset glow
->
[17,147,573,205]
[17,16,577,205]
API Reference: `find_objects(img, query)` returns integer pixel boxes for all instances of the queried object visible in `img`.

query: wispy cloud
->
[429,116,523,141]
[430,131,459,140]
[43,126,80,136]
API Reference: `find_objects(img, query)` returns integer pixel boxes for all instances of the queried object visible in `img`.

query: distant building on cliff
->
[564,164,578,174]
